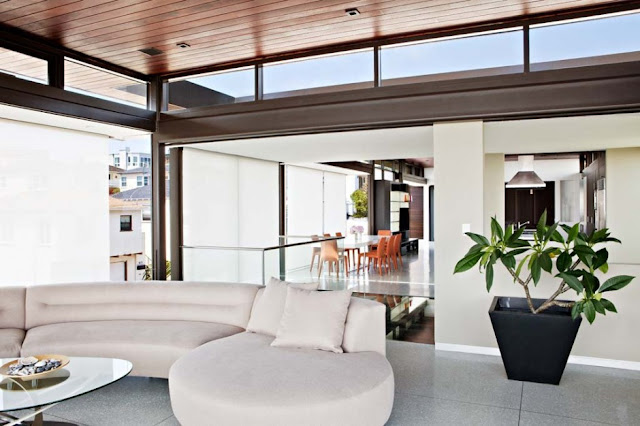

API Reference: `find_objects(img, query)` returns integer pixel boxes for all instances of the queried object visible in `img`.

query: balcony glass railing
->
[182,235,345,285]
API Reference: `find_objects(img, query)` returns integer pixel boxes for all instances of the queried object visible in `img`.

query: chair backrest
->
[377,237,389,257]
[378,230,392,236]
[323,233,331,237]
[311,234,320,241]
[320,239,339,260]
[388,235,398,255]
[394,234,402,252]
[336,232,343,237]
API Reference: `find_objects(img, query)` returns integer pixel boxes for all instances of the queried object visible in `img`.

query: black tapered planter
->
[489,296,581,385]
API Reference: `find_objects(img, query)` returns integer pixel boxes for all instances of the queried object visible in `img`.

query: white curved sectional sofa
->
[0,281,394,426]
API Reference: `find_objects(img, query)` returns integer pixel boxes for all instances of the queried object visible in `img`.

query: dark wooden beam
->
[169,147,183,281]
[151,135,167,280]
[323,161,374,174]
[0,72,156,131]
[156,61,640,143]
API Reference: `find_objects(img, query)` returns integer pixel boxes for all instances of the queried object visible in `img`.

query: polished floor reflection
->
[285,241,435,297]
[17,340,640,426]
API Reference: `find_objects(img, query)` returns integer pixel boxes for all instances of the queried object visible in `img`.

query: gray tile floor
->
[14,340,640,425]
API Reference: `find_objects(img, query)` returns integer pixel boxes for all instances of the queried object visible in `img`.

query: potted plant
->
[454,211,634,385]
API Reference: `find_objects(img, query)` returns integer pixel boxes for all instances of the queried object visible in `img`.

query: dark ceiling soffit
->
[0,74,156,131]
[403,175,429,185]
[155,61,640,143]
[0,24,148,82]
[322,162,373,174]
[157,1,640,80]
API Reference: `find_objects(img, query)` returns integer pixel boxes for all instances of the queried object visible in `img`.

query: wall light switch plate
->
[462,224,471,234]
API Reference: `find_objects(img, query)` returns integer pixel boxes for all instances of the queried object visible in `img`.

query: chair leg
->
[318,261,323,278]
[310,253,317,272]
[344,257,349,277]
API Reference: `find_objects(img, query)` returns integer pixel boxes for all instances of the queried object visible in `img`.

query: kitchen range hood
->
[506,155,546,189]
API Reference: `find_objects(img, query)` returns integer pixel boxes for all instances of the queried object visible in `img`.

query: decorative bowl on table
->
[0,355,70,380]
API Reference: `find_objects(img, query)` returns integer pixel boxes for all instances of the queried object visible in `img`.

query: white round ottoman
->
[169,332,395,426]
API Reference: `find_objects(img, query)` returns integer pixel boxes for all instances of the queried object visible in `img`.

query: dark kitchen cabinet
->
[505,182,555,228]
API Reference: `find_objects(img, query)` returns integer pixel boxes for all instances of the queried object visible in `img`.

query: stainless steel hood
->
[506,155,546,189]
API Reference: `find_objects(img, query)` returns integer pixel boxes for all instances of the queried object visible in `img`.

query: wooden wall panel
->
[409,186,424,239]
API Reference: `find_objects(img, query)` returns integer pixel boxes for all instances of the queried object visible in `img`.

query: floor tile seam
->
[394,389,521,411]
[519,408,619,425]
[153,414,176,426]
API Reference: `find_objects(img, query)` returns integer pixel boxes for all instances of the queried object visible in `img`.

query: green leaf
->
[558,272,584,294]
[544,222,559,243]
[583,300,596,324]
[507,239,531,249]
[556,251,571,273]
[539,252,552,273]
[599,275,635,292]
[531,257,542,285]
[592,249,608,271]
[509,225,526,243]
[592,299,606,315]
[453,252,483,274]
[573,245,595,267]
[465,232,489,246]
[501,255,516,270]
[515,254,531,280]
[603,237,622,244]
[550,229,565,244]
[506,248,530,257]
[464,244,484,256]
[486,263,494,292]
[571,301,583,320]
[537,210,548,235]
[567,223,580,243]
[599,263,609,274]
[491,217,504,240]
[590,228,609,244]
[600,298,617,313]
[581,272,599,296]
[504,224,513,243]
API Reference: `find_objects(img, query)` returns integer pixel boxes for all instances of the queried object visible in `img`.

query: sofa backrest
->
[0,286,26,329]
[25,281,261,330]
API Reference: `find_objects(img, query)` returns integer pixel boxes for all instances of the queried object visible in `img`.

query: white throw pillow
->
[271,288,353,353]
[246,277,318,336]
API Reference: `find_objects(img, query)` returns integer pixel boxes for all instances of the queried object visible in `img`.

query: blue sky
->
[117,11,640,154]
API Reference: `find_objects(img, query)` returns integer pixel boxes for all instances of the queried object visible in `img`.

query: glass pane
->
[0,47,48,84]
[381,29,523,85]
[168,67,254,110]
[263,49,373,99]
[64,59,147,108]
[530,11,640,71]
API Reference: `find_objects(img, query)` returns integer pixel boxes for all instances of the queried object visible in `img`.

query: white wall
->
[433,121,485,345]
[181,149,279,283]
[0,118,110,285]
[109,209,144,257]
[436,117,640,364]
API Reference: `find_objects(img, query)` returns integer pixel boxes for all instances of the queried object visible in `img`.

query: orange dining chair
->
[371,230,392,250]
[318,239,349,278]
[309,235,321,272]
[364,237,389,275]
[387,234,402,271]
[337,232,357,268]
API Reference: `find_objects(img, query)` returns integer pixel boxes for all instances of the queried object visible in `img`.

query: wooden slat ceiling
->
[0,0,628,76]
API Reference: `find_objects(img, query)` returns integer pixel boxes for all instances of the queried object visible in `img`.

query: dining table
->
[341,235,383,272]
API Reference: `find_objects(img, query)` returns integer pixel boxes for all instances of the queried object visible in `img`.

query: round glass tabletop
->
[0,357,132,412]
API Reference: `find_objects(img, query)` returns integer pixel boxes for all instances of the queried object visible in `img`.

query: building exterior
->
[117,166,150,191]
[108,165,125,193]
[109,197,146,281]
[109,148,151,171]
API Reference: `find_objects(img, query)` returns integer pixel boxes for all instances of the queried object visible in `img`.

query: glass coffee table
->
[0,357,132,426]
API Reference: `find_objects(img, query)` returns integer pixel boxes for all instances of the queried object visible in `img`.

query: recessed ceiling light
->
[139,47,163,56]
[176,42,191,49]
[345,8,360,17]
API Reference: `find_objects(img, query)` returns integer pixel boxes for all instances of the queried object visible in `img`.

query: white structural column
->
[483,154,505,235]
[433,121,488,346]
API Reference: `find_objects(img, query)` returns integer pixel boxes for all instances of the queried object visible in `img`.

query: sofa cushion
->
[21,320,244,378]
[26,281,261,329]
[271,288,352,353]
[246,278,318,337]
[0,287,25,329]
[170,332,394,426]
[0,329,25,358]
